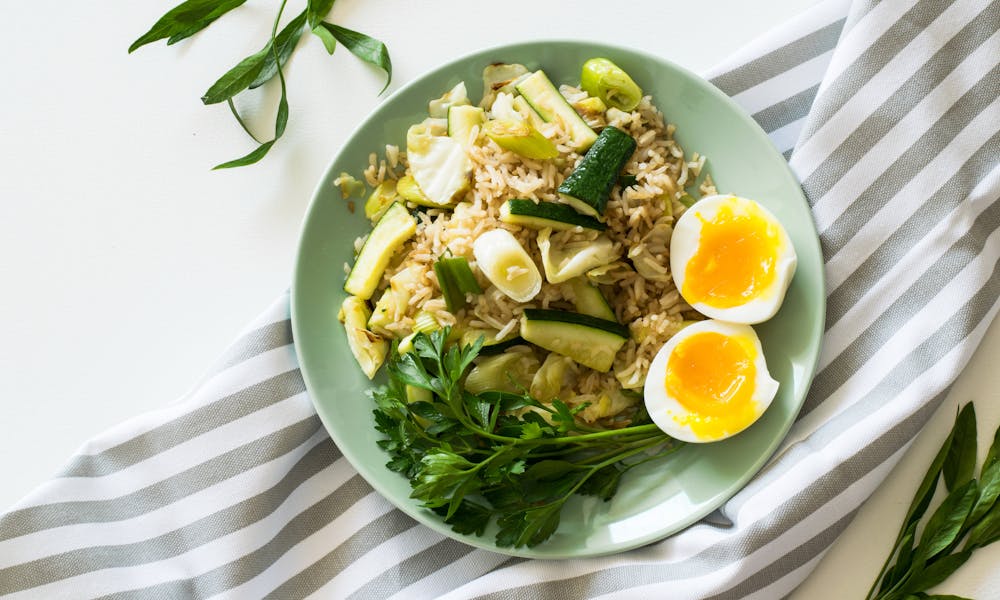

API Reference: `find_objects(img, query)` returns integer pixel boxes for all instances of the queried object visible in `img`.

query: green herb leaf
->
[880,521,919,594]
[496,503,563,548]
[201,10,306,104]
[902,550,972,595]
[312,25,338,54]
[578,464,623,501]
[943,404,977,492]
[409,450,480,508]
[306,0,335,29]
[202,46,272,106]
[520,422,546,440]
[129,0,248,53]
[319,22,392,93]
[462,391,493,428]
[249,11,308,89]
[437,499,491,536]
[916,479,978,562]
[212,139,276,169]
[984,421,1000,470]
[966,459,1000,531]
[907,410,963,527]
[966,491,1000,549]
[388,352,436,392]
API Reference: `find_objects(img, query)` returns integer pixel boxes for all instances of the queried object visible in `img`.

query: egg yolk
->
[682,200,781,308]
[665,331,759,439]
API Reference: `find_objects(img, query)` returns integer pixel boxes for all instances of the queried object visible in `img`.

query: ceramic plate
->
[292,40,824,558]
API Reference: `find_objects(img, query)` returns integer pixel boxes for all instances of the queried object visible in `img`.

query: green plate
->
[292,40,824,559]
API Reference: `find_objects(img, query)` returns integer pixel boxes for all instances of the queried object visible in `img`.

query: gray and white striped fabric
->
[2,0,998,597]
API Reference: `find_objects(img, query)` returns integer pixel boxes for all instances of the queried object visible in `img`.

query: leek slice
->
[472,229,542,302]
[484,119,558,160]
[580,58,643,111]
[537,228,619,284]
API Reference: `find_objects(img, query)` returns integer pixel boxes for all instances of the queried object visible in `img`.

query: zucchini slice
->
[344,202,417,299]
[339,296,388,379]
[363,180,398,222]
[520,309,628,372]
[557,126,637,217]
[568,277,616,321]
[516,70,598,151]
[500,199,607,232]
[478,336,528,355]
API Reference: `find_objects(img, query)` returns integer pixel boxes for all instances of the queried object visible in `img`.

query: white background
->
[1,1,997,598]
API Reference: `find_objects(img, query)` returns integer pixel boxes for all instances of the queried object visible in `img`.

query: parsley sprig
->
[130,0,392,169]
[371,328,682,548]
[866,403,1000,600]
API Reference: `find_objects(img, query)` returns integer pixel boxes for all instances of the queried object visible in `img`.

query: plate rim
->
[291,38,826,559]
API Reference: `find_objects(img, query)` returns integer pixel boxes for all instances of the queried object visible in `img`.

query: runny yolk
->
[665,331,759,440]
[682,200,780,308]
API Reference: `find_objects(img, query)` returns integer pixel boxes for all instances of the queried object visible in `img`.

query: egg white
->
[670,195,797,325]
[643,320,778,443]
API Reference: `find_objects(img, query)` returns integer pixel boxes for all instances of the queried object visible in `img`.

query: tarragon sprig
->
[130,0,392,169]
[866,403,1000,600]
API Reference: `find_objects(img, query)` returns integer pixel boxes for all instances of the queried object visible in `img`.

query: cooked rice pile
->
[361,89,716,426]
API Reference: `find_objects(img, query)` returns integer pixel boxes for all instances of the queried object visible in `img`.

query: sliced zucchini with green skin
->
[339,296,388,379]
[478,336,528,355]
[516,70,598,151]
[448,105,485,148]
[344,202,417,299]
[500,199,606,232]
[512,95,546,130]
[520,309,628,372]
[568,277,616,321]
[368,265,421,330]
[364,180,398,221]
[557,126,637,217]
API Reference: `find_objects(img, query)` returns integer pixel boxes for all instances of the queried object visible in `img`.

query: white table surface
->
[2,1,997,597]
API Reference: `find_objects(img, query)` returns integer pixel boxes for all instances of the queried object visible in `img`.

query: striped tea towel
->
[2,0,998,597]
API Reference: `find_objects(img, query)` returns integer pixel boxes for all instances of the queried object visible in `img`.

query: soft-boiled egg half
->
[643,319,778,443]
[670,195,797,324]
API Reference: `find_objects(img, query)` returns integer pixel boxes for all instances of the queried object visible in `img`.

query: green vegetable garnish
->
[484,119,559,160]
[130,0,392,169]
[371,328,681,548]
[678,193,697,208]
[865,403,1000,599]
[618,174,638,188]
[580,58,643,112]
[433,256,482,313]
